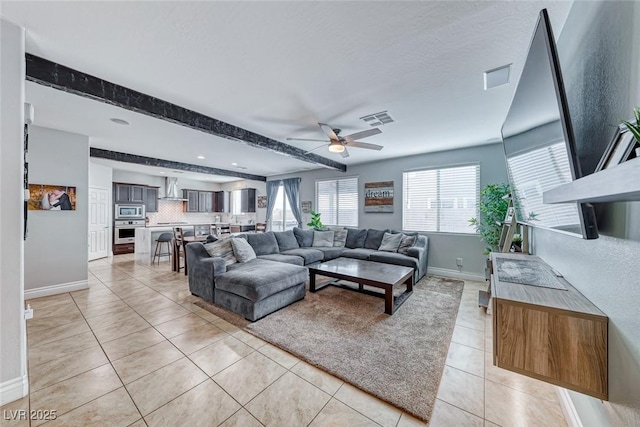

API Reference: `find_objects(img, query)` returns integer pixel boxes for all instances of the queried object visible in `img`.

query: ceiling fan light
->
[328,141,345,153]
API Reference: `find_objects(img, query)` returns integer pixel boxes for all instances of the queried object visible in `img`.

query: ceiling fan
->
[287,123,383,158]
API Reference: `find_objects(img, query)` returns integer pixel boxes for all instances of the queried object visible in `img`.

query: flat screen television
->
[501,9,598,239]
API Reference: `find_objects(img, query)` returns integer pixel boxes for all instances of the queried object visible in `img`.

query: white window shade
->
[403,165,479,233]
[316,177,358,227]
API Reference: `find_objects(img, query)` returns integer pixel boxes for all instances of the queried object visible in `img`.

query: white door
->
[89,187,110,260]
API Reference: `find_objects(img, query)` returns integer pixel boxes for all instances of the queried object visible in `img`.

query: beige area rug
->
[195,275,464,421]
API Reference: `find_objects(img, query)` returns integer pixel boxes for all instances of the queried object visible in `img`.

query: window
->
[231,190,242,215]
[316,177,358,227]
[269,185,295,232]
[403,164,479,233]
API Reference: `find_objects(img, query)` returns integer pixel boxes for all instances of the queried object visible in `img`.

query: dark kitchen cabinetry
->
[183,190,199,212]
[199,191,213,213]
[241,188,256,213]
[213,191,228,213]
[115,184,145,204]
[145,187,158,213]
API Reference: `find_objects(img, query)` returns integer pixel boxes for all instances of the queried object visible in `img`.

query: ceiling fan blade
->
[318,123,339,141]
[343,128,382,141]
[304,144,328,154]
[286,137,329,142]
[339,147,350,158]
[345,140,384,150]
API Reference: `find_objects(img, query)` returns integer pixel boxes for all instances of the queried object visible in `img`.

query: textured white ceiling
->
[3,1,572,179]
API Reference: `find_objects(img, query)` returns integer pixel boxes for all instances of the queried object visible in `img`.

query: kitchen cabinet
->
[145,187,158,213]
[213,191,228,213]
[198,191,213,212]
[115,184,146,204]
[241,188,256,213]
[183,190,199,212]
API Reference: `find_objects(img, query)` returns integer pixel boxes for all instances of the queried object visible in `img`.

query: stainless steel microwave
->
[115,204,145,219]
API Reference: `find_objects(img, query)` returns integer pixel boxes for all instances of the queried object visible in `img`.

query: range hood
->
[161,177,187,201]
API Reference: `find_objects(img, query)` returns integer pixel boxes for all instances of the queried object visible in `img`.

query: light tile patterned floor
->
[2,254,569,426]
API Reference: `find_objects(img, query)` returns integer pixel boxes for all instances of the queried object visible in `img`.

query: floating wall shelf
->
[543,157,640,204]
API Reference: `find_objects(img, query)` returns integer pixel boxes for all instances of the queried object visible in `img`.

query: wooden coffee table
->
[309,258,414,315]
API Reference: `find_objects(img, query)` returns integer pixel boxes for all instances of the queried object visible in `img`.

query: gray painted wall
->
[0,19,26,397]
[271,143,508,276]
[24,126,89,291]
[532,1,640,424]
[111,170,222,196]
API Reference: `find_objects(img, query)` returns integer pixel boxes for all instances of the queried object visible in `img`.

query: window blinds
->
[316,177,358,227]
[403,164,479,233]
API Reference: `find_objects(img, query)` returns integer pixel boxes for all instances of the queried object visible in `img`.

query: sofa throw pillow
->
[312,230,335,247]
[397,234,417,255]
[230,237,257,263]
[328,227,348,247]
[378,232,403,252]
[203,238,237,266]
[293,227,314,247]
[274,230,299,251]
[364,228,388,250]
[345,228,367,249]
[246,232,279,256]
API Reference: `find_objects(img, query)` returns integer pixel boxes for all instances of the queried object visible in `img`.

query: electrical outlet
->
[24,304,33,320]
[456,257,463,267]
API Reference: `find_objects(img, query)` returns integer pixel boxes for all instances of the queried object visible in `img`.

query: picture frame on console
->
[595,125,637,171]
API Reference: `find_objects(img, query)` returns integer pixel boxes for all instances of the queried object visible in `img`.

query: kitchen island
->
[135,223,255,265]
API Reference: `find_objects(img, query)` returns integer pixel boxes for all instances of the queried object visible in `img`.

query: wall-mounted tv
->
[501,9,598,240]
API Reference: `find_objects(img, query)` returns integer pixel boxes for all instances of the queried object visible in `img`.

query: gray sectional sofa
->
[187,227,428,321]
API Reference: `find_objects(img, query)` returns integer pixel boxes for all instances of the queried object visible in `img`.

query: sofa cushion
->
[313,247,345,261]
[216,259,308,302]
[293,227,314,247]
[246,232,279,256]
[398,234,417,255]
[340,248,378,260]
[312,230,334,247]
[345,228,367,249]
[203,238,237,266]
[329,227,348,247]
[281,248,324,265]
[368,252,419,271]
[273,230,299,251]
[378,232,403,252]
[231,237,257,263]
[257,254,304,266]
[364,229,388,250]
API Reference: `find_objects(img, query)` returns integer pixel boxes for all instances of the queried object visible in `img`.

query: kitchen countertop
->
[146,223,255,227]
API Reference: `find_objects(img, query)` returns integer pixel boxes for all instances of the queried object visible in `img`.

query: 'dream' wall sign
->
[364,181,394,213]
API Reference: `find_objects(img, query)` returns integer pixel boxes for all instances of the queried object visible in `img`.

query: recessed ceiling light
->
[159,171,166,174]
[173,170,184,174]
[109,118,130,125]
[236,166,248,170]
[231,162,238,166]
[197,155,205,159]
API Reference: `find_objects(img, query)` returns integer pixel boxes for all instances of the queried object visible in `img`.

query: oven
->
[114,219,146,244]
[115,204,145,220]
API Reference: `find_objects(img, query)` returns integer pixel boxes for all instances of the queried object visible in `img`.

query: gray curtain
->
[283,177,302,227]
[265,180,281,227]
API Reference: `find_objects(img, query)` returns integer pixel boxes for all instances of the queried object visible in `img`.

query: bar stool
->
[173,227,185,272]
[153,232,173,264]
[255,223,267,233]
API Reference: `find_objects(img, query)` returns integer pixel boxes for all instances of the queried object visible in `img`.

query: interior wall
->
[532,1,640,425]
[111,169,223,196]
[0,18,27,403]
[24,126,89,293]
[220,179,267,224]
[270,143,508,277]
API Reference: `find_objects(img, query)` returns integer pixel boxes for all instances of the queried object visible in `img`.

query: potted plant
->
[469,183,511,254]
[621,106,640,157]
[306,210,325,231]
[511,234,523,252]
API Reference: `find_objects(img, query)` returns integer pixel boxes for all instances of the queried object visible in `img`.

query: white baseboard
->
[557,388,583,427]
[427,267,485,282]
[24,280,88,300]
[0,375,28,406]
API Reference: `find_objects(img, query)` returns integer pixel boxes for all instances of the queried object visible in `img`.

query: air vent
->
[360,111,394,127]
[484,64,511,90]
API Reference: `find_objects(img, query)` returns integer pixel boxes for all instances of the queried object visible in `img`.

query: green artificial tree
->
[469,183,511,254]
[306,210,325,231]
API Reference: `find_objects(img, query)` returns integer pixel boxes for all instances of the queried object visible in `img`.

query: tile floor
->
[1,254,569,426]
